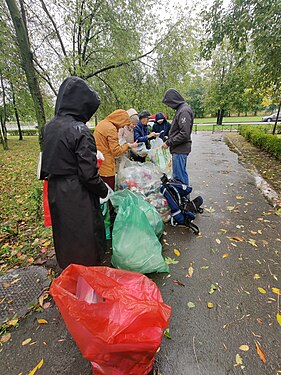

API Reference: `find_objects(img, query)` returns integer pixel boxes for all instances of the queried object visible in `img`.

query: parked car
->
[262,113,281,122]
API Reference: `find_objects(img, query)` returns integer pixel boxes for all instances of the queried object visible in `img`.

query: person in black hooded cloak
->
[41,76,108,269]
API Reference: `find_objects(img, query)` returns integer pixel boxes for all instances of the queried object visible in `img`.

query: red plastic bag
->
[50,265,171,375]
[43,180,52,226]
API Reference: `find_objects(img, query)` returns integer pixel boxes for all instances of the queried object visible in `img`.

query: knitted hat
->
[127,108,139,125]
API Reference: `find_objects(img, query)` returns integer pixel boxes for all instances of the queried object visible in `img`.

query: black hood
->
[55,76,101,123]
[162,88,185,109]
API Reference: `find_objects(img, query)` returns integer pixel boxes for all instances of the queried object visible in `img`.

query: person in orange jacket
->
[94,109,138,191]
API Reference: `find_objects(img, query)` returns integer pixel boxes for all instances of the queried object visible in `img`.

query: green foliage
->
[202,0,281,96]
[7,129,38,136]
[239,125,281,160]
[0,137,52,274]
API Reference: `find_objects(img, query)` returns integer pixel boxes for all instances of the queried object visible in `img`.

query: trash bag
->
[148,138,172,174]
[101,202,111,240]
[111,191,168,274]
[43,180,52,226]
[50,265,172,375]
[110,190,164,238]
[117,156,162,196]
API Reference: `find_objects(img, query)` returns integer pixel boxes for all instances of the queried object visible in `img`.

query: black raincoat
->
[41,77,108,269]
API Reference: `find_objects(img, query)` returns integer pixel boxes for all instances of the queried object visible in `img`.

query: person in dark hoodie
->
[41,76,108,270]
[152,112,171,141]
[162,88,194,186]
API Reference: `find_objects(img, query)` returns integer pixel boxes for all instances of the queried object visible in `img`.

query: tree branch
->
[39,0,67,57]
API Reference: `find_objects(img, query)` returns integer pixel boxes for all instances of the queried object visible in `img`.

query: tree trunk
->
[11,81,23,140]
[272,99,281,135]
[217,109,224,125]
[5,0,46,149]
[0,73,8,150]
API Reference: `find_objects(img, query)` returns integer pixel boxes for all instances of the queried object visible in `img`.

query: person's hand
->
[128,141,138,148]
[162,142,169,149]
[148,132,157,138]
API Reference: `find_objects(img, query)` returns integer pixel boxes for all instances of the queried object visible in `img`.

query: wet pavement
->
[0,132,280,375]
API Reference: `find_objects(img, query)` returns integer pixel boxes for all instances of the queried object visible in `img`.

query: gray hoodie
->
[162,88,194,154]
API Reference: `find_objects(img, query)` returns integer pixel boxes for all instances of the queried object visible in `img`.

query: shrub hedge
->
[8,129,39,136]
[239,125,281,160]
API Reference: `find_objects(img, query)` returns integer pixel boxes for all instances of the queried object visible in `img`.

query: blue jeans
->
[172,153,189,185]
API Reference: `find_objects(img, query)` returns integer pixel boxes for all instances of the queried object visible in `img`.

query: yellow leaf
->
[173,249,180,257]
[248,239,258,247]
[255,341,266,364]
[254,274,261,280]
[223,254,229,258]
[37,319,48,324]
[22,338,32,346]
[236,195,244,199]
[235,353,243,366]
[186,266,194,278]
[239,345,249,351]
[207,302,213,309]
[258,287,266,294]
[7,318,18,327]
[216,239,221,244]
[0,333,11,343]
[42,241,51,247]
[28,359,44,375]
[226,206,235,211]
[272,288,281,295]
[277,313,281,326]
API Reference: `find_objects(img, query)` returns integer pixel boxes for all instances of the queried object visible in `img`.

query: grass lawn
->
[0,136,53,275]
[194,115,263,124]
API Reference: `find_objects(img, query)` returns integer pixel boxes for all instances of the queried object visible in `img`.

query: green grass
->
[0,137,52,274]
[194,116,263,124]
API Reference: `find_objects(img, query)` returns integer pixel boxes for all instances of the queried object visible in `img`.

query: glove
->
[100,183,114,204]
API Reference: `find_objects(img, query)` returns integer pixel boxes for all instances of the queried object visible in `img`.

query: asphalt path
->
[0,132,280,375]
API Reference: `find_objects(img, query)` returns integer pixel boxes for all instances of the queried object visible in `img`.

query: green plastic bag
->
[110,190,164,238]
[101,202,111,240]
[111,192,168,274]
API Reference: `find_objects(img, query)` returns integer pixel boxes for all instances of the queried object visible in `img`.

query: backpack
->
[160,174,203,234]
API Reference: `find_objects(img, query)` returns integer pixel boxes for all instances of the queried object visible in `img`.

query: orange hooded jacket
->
[94,109,130,176]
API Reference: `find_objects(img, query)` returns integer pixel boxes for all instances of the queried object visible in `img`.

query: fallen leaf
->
[42,240,51,247]
[0,333,11,343]
[239,345,249,351]
[227,236,243,242]
[165,257,179,265]
[43,302,51,309]
[235,353,243,366]
[186,266,194,278]
[248,239,258,247]
[223,254,229,258]
[187,302,195,309]
[236,195,244,199]
[205,206,215,213]
[164,328,171,339]
[207,302,214,309]
[226,206,235,211]
[216,239,221,244]
[22,338,32,346]
[200,266,209,269]
[28,358,44,375]
[7,318,18,327]
[272,288,281,295]
[173,249,181,257]
[209,284,217,294]
[2,282,10,288]
[258,287,266,294]
[173,279,185,287]
[37,319,48,324]
[255,341,266,364]
[277,313,281,326]
[254,274,261,280]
